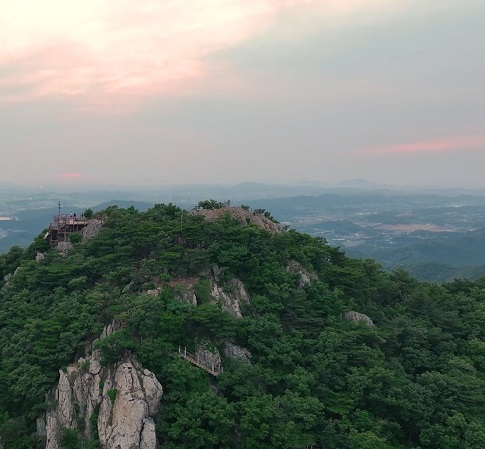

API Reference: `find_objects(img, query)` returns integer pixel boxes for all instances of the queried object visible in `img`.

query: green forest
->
[1,204,485,448]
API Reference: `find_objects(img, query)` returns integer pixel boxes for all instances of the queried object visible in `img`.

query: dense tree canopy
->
[1,204,485,448]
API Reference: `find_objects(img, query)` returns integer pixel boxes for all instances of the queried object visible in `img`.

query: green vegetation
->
[196,200,225,210]
[1,204,485,448]
[69,233,82,244]
[253,208,278,223]
[83,209,94,219]
[106,389,117,402]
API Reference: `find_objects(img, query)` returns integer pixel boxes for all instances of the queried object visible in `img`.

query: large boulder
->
[342,311,374,326]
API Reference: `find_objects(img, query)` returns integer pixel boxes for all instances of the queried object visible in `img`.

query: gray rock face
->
[286,260,317,289]
[143,369,164,416]
[210,278,250,319]
[56,371,75,428]
[192,207,284,234]
[98,361,163,449]
[195,346,222,372]
[36,417,47,438]
[212,265,221,282]
[35,252,45,262]
[299,272,311,288]
[100,320,121,339]
[81,219,103,242]
[57,241,73,256]
[122,280,135,293]
[223,342,252,365]
[342,311,374,326]
[43,323,163,449]
[169,276,200,305]
[140,419,157,449]
[170,273,249,315]
[177,289,197,306]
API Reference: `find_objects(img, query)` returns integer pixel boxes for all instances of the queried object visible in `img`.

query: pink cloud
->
[60,173,82,178]
[0,1,306,102]
[0,0,390,107]
[367,135,485,156]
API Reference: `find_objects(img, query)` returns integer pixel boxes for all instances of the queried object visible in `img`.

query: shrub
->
[69,233,82,244]
[107,389,117,402]
[93,331,135,365]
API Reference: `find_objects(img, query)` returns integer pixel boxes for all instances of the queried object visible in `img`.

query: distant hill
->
[336,178,389,190]
[343,228,485,282]
[93,199,154,212]
[403,262,485,283]
[348,228,485,268]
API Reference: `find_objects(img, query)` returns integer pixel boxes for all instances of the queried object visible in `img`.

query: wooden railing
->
[51,214,91,229]
[178,346,223,376]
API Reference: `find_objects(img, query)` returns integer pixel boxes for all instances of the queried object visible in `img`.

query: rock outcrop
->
[42,323,163,449]
[223,342,252,365]
[81,218,104,242]
[195,346,222,372]
[179,289,197,305]
[286,260,317,289]
[192,206,284,234]
[168,270,250,316]
[342,311,374,326]
[165,276,199,305]
[56,241,73,256]
[97,363,161,449]
[210,278,250,319]
[122,280,135,293]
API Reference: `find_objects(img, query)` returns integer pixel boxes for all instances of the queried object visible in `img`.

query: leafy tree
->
[83,208,94,219]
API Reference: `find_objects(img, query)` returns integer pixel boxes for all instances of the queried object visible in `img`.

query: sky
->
[1,0,484,189]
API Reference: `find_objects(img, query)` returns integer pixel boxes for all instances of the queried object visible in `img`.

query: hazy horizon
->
[4,178,485,197]
[1,1,484,189]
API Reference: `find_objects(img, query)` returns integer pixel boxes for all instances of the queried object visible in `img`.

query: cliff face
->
[210,277,250,319]
[81,219,104,242]
[42,323,163,449]
[167,268,250,318]
[97,362,161,449]
[286,260,317,289]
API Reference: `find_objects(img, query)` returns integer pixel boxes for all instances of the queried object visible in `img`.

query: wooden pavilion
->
[46,214,91,245]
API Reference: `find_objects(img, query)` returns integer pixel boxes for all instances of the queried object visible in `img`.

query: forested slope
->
[1,204,485,448]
